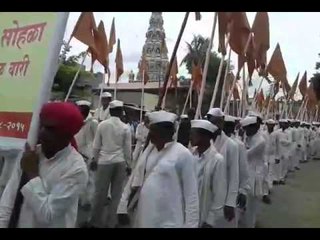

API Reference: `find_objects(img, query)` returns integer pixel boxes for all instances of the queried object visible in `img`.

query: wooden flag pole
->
[114,74,118,100]
[182,81,193,115]
[140,70,145,122]
[209,34,230,110]
[224,74,237,114]
[220,47,232,110]
[241,66,247,117]
[195,12,218,119]
[64,51,88,101]
[157,12,190,108]
[296,98,305,120]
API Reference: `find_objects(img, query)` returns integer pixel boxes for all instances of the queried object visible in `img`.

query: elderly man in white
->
[241,116,266,228]
[117,110,199,228]
[89,100,132,228]
[190,119,227,228]
[206,108,239,228]
[94,92,112,122]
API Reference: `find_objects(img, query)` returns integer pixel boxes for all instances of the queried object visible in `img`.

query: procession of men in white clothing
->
[0,91,320,228]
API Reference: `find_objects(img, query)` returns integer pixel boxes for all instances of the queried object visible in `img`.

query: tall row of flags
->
[66,12,318,119]
[67,12,123,83]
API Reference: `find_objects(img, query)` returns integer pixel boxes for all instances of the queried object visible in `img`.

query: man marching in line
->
[74,100,98,212]
[117,110,199,228]
[89,100,132,228]
[223,115,250,228]
[94,92,112,122]
[206,108,239,228]
[190,119,227,228]
[241,116,266,228]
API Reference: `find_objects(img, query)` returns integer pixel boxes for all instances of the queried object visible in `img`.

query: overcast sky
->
[64,12,320,94]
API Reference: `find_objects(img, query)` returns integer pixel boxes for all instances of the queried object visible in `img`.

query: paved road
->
[257,160,320,228]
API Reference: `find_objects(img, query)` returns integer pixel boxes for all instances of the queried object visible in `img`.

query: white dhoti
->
[238,195,260,228]
[280,157,288,180]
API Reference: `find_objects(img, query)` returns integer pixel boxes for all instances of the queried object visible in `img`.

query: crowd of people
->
[0,91,319,228]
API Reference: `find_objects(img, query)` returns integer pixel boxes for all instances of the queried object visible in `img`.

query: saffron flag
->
[299,71,307,98]
[115,39,123,82]
[109,18,116,54]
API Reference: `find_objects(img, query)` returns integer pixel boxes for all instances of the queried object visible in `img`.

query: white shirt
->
[213,131,239,208]
[74,114,98,160]
[0,145,88,228]
[118,142,199,228]
[94,106,110,121]
[93,116,132,165]
[193,145,227,226]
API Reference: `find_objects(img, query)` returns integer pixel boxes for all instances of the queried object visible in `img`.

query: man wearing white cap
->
[117,110,199,228]
[89,100,132,228]
[312,123,320,160]
[190,120,227,228]
[293,120,303,168]
[223,115,250,227]
[207,108,239,228]
[274,119,291,184]
[75,100,99,212]
[241,116,266,228]
[262,119,277,202]
[94,92,112,122]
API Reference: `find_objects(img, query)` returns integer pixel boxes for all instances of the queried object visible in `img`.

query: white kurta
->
[193,145,227,227]
[117,142,199,228]
[213,132,239,207]
[93,106,110,122]
[0,145,88,228]
[274,128,291,180]
[132,123,149,169]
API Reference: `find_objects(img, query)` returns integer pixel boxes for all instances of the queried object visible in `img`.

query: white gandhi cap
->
[101,92,112,98]
[266,119,276,125]
[76,100,91,107]
[191,120,218,133]
[148,110,177,125]
[109,100,123,109]
[224,115,236,123]
[241,116,258,127]
[207,108,224,117]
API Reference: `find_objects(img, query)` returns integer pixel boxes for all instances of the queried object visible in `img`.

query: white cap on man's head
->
[191,119,218,133]
[109,100,123,109]
[224,115,236,123]
[241,116,258,127]
[207,108,224,117]
[148,110,177,125]
[101,92,112,98]
[76,100,91,107]
[279,119,288,123]
[180,114,188,119]
[266,119,276,125]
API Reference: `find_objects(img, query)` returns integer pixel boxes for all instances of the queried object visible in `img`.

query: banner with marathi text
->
[0,12,68,144]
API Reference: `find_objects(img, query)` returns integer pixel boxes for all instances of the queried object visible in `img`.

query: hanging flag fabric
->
[288,72,300,100]
[115,39,124,82]
[252,12,270,72]
[69,12,96,51]
[109,17,116,54]
[299,71,307,98]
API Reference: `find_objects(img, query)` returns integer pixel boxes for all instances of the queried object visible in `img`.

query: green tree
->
[310,53,320,101]
[180,34,233,114]
[53,43,94,98]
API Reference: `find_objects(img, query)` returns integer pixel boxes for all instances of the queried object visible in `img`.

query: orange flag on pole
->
[115,39,124,82]
[228,12,251,56]
[299,71,307,98]
[195,12,202,21]
[192,62,202,93]
[288,72,300,100]
[233,83,240,100]
[169,57,179,88]
[139,55,149,85]
[252,12,270,72]
[109,18,116,54]
[68,12,96,49]
[217,12,232,56]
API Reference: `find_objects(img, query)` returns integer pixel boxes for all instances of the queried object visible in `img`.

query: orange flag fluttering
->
[69,12,96,50]
[288,72,300,100]
[115,39,123,82]
[299,71,307,98]
[169,57,178,88]
[252,12,270,73]
[257,89,265,110]
[192,62,202,93]
[228,12,251,56]
[139,55,149,85]
[217,12,232,56]
[266,43,291,94]
[307,81,317,105]
[89,21,109,74]
[109,18,116,54]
